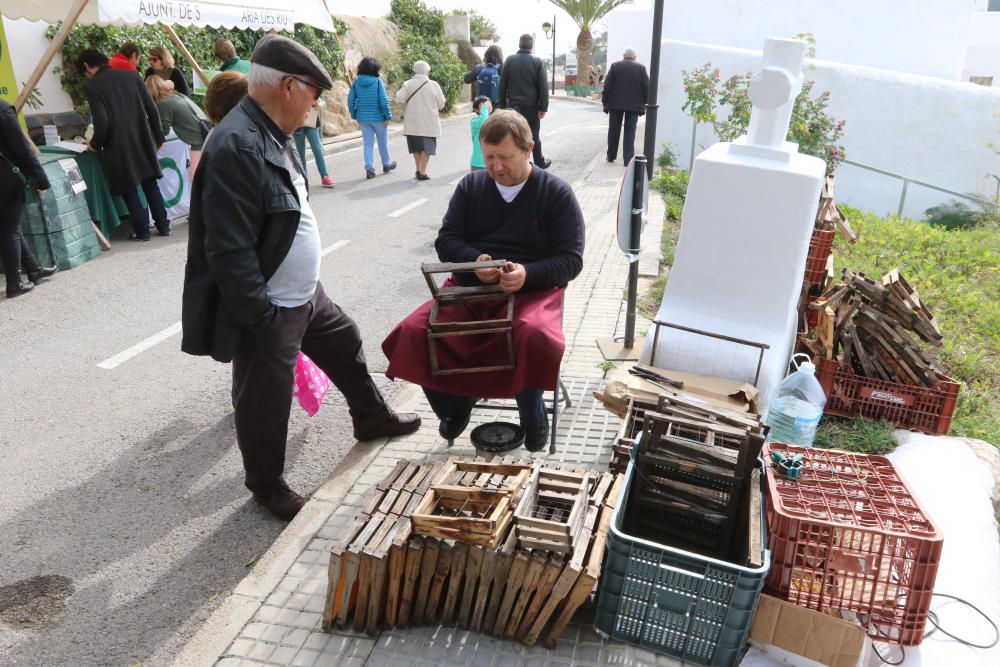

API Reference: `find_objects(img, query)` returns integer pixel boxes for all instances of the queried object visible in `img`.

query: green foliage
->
[814,417,898,455]
[451,8,499,41]
[681,62,846,174]
[924,200,982,230]
[387,0,465,112]
[657,141,678,170]
[651,168,689,221]
[46,22,347,118]
[835,205,1000,443]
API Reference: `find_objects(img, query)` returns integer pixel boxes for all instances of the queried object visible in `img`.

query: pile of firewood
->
[804,268,943,386]
[815,175,856,240]
[322,457,624,649]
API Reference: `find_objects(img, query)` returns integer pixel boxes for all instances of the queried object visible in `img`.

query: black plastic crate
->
[594,459,770,667]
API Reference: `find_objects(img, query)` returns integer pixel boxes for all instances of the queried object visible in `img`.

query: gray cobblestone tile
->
[255,605,280,624]
[269,645,299,664]
[243,622,267,640]
[265,590,291,608]
[228,637,255,658]
[247,641,274,661]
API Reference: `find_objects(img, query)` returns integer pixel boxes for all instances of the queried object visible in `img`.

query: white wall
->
[963,11,1000,85]
[607,7,653,72]
[655,40,1000,219]
[608,0,982,82]
[3,17,75,114]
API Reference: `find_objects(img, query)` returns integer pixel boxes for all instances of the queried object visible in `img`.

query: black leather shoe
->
[383,161,398,174]
[5,279,34,298]
[416,172,430,181]
[354,409,421,441]
[27,265,57,283]
[252,485,306,521]
[366,169,377,179]
[536,158,552,170]
[523,417,550,452]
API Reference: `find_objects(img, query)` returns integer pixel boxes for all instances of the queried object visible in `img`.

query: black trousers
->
[119,176,170,237]
[513,105,546,165]
[608,110,640,165]
[231,282,387,492]
[0,181,42,277]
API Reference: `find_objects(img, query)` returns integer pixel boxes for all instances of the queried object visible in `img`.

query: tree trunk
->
[576,29,594,88]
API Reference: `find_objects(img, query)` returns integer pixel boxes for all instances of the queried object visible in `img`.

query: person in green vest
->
[145,75,210,174]
[213,38,251,74]
[469,95,492,172]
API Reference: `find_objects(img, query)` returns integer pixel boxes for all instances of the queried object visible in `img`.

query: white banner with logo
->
[157,138,191,221]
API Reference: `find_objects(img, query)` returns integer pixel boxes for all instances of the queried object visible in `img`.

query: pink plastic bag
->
[293,352,331,416]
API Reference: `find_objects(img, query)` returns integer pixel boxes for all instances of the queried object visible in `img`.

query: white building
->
[606,0,1000,215]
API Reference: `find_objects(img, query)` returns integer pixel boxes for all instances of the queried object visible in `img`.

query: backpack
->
[476,63,500,101]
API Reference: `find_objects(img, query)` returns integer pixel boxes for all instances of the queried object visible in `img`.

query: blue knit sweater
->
[348,75,391,122]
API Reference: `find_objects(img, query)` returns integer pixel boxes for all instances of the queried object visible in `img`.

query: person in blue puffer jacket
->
[348,56,397,179]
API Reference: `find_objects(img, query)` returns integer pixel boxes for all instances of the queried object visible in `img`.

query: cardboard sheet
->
[749,595,867,667]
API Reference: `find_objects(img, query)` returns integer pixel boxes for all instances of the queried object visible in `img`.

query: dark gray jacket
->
[0,99,50,192]
[181,97,305,363]
[84,66,164,194]
[498,49,549,111]
[602,58,650,115]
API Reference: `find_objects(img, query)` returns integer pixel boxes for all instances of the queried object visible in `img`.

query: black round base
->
[469,421,525,453]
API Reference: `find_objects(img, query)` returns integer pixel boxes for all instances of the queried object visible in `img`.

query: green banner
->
[0,19,19,107]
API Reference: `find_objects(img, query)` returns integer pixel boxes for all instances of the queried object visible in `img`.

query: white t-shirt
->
[265,146,321,307]
[495,178,528,203]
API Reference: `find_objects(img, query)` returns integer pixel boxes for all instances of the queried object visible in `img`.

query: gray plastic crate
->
[594,459,770,667]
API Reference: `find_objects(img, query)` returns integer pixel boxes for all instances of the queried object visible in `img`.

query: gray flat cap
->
[251,34,334,90]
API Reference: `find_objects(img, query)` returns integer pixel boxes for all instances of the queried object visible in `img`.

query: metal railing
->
[685,118,998,217]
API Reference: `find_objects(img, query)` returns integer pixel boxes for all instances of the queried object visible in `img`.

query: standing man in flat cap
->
[181,35,420,521]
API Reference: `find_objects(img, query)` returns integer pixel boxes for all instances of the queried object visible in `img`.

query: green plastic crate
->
[594,457,770,667]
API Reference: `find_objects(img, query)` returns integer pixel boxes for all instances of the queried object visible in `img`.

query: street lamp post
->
[542,17,556,95]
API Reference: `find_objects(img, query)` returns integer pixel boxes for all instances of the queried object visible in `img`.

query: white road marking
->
[387,198,428,218]
[97,322,182,370]
[321,239,351,256]
[98,242,352,370]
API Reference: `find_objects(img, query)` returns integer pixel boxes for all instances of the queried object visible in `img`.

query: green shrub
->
[47,21,347,118]
[657,141,678,170]
[387,0,465,112]
[924,200,981,231]
[651,169,689,221]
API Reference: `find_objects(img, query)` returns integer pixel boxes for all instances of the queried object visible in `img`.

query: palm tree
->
[547,1,632,87]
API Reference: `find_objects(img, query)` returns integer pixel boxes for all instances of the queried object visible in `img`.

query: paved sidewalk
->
[174,150,673,667]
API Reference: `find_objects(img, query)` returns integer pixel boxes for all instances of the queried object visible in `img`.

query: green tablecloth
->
[38,146,145,237]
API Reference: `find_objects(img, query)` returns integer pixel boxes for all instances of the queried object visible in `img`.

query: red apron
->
[382,286,565,398]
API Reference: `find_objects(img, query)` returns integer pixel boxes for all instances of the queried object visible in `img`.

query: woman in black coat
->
[0,99,57,297]
[78,49,170,240]
[144,46,190,96]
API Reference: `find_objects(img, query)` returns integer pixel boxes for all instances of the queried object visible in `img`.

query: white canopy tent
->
[4,0,335,111]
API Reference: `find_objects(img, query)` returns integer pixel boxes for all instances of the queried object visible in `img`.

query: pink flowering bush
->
[681,63,847,174]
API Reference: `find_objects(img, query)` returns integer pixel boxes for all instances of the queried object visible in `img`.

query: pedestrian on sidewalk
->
[463,45,503,104]
[348,56,397,180]
[294,100,335,188]
[145,76,210,175]
[382,110,584,452]
[396,60,446,181]
[602,48,649,165]
[108,42,142,72]
[181,35,420,521]
[469,95,492,171]
[0,98,58,298]
[498,34,551,169]
[77,49,172,240]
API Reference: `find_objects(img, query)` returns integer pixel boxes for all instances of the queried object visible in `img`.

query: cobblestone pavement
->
[176,153,682,667]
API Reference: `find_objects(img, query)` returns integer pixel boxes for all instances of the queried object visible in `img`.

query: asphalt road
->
[0,99,608,666]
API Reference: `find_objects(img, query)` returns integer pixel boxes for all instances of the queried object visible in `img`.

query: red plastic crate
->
[804,228,835,285]
[816,358,960,435]
[761,443,942,645]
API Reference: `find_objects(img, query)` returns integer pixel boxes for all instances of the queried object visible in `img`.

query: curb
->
[551,93,603,107]
[172,145,611,667]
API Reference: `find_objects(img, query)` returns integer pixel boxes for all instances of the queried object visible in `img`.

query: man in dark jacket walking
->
[77,49,171,240]
[498,34,551,169]
[602,48,650,164]
[181,35,420,521]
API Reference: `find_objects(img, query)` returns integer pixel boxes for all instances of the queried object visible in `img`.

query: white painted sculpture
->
[639,38,826,409]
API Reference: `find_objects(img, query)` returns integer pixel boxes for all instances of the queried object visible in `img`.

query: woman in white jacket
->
[395,60,446,181]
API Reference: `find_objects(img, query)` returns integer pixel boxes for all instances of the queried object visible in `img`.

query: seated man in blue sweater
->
[382,110,586,451]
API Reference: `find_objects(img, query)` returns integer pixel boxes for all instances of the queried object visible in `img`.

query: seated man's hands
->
[499,262,526,293]
[474,253,502,283]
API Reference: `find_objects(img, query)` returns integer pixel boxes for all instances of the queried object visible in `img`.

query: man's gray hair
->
[623,48,638,60]
[519,34,534,50]
[248,62,291,90]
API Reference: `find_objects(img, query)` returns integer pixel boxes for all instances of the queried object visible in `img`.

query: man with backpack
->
[498,34,551,169]
[464,45,504,104]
